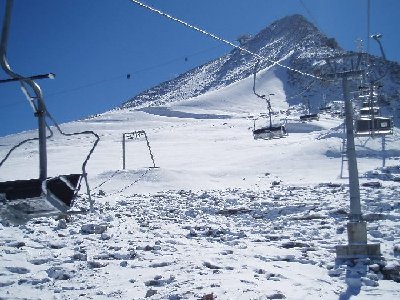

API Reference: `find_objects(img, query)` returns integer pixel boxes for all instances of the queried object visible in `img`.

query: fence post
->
[122,133,126,170]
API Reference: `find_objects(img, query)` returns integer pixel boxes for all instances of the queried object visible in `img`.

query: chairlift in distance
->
[252,60,288,140]
[0,0,99,223]
[326,100,344,118]
[361,100,377,108]
[252,115,287,140]
[319,94,332,113]
[319,105,332,112]
[319,93,332,113]
[300,112,319,122]
[359,106,380,116]
[354,82,393,137]
[300,98,319,122]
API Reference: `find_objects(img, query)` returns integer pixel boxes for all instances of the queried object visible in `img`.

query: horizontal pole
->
[0,73,55,84]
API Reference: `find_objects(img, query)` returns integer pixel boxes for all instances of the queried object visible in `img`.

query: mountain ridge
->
[121,14,400,120]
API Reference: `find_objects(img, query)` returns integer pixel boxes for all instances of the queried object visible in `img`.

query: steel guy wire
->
[129,0,322,80]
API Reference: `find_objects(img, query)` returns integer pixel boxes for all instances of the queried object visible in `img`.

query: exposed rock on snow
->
[5,267,30,274]
[46,267,74,280]
[87,260,107,269]
[80,223,108,234]
[0,281,15,287]
[381,263,400,282]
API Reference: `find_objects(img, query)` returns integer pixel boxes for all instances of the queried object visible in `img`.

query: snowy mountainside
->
[121,14,340,109]
[122,14,400,120]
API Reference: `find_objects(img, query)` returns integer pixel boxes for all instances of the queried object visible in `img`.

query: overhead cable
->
[129,0,322,80]
[299,0,321,33]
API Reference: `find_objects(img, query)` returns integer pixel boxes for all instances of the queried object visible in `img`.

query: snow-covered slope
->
[1,62,400,299]
[1,14,400,300]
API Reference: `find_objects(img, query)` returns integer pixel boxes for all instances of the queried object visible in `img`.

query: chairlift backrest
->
[319,105,331,112]
[253,124,287,140]
[362,101,377,108]
[300,113,319,121]
[355,117,392,134]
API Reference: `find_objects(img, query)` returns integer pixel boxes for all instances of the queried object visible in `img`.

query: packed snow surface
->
[1,70,400,299]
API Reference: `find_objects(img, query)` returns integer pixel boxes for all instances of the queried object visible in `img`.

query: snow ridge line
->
[129,0,322,80]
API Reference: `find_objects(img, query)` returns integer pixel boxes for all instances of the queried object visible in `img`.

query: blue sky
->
[0,0,399,136]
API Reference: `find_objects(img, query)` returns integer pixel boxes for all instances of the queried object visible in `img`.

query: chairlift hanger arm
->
[252,60,265,99]
[369,34,388,84]
[371,34,386,61]
[0,0,50,180]
[253,60,275,101]
[0,0,48,113]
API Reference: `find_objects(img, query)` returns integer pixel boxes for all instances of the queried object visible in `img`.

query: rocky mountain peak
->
[121,14,399,119]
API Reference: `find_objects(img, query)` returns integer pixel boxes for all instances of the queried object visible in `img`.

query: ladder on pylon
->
[340,123,348,178]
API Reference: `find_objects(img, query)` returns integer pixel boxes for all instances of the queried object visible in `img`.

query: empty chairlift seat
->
[319,105,332,113]
[355,117,393,136]
[300,113,319,121]
[0,174,82,216]
[362,100,377,108]
[253,125,287,140]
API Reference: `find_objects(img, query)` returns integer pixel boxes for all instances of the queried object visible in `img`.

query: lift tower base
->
[336,222,381,259]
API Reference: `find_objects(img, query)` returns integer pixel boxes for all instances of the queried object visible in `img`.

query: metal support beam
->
[324,55,381,259]
[342,75,362,221]
[0,73,55,84]
[382,135,386,168]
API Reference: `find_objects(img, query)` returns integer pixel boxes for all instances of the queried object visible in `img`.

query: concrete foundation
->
[347,222,367,244]
[336,221,381,259]
[336,243,381,259]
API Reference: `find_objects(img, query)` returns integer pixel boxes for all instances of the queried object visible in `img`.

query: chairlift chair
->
[359,106,380,116]
[355,117,393,136]
[299,98,319,122]
[252,60,288,140]
[300,113,319,121]
[252,116,287,140]
[319,105,332,113]
[0,0,98,223]
[319,93,332,113]
[362,100,377,108]
[330,101,345,117]
[0,175,82,217]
